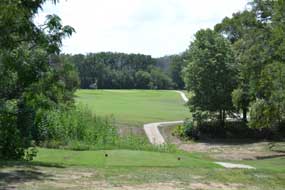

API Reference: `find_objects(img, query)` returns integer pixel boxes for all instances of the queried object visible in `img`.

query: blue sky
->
[36,0,249,57]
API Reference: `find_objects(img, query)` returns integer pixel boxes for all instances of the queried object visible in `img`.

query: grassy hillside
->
[75,90,191,126]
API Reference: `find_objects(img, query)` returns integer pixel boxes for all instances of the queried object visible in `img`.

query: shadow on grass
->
[0,160,65,169]
[0,169,53,189]
[0,161,65,189]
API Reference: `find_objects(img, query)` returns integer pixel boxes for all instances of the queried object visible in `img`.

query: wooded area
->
[63,53,175,89]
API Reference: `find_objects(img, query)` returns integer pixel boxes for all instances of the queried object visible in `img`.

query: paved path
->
[175,90,189,102]
[144,121,184,145]
[143,91,188,145]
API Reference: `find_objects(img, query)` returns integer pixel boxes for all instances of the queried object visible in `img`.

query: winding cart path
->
[143,91,188,145]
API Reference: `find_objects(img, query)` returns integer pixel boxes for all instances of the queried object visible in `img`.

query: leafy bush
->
[172,119,199,140]
[174,119,284,141]
[249,99,280,129]
[36,105,117,148]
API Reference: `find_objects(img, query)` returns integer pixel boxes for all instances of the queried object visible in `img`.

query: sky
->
[35,0,249,58]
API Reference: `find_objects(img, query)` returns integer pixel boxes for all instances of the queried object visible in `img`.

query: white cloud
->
[36,0,249,57]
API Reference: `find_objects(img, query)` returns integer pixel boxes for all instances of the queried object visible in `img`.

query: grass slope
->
[75,90,191,126]
[34,148,216,168]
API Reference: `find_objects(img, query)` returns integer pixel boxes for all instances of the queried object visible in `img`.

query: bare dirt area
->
[179,141,285,160]
[110,182,248,190]
[160,125,285,160]
[0,166,250,190]
[189,182,246,190]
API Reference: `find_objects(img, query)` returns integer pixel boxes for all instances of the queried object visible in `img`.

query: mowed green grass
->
[75,90,191,126]
[33,148,216,168]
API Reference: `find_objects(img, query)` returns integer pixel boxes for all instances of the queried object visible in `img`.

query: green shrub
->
[172,125,186,138]
[36,105,117,148]
[174,119,284,140]
[173,119,199,140]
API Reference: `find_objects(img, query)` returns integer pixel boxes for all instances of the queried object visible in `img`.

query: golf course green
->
[75,89,191,126]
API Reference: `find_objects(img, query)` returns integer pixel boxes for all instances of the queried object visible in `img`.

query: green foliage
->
[249,62,285,128]
[169,54,187,89]
[177,119,284,140]
[214,0,285,129]
[36,105,116,147]
[135,70,151,89]
[67,52,174,89]
[0,102,23,160]
[0,0,76,160]
[149,68,174,89]
[249,99,277,129]
[172,120,199,140]
[232,87,250,121]
[183,29,237,124]
[0,100,38,160]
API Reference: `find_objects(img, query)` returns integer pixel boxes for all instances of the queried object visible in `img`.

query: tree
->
[183,29,237,126]
[169,54,187,89]
[69,52,174,89]
[249,62,285,128]
[149,68,174,89]
[135,70,151,89]
[0,0,75,160]
[215,0,285,129]
[214,10,259,121]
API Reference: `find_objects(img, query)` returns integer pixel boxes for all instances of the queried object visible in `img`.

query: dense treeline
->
[63,53,175,89]
[179,0,285,139]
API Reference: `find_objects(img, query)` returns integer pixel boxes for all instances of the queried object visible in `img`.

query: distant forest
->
[61,53,185,89]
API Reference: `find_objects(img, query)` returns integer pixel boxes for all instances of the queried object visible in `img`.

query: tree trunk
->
[242,108,247,122]
[219,109,225,127]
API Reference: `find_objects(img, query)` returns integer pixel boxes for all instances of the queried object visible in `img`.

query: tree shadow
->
[0,170,53,189]
[0,161,65,190]
[0,160,65,169]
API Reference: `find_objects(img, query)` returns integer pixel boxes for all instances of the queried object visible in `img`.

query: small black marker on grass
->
[105,153,108,157]
[177,157,181,161]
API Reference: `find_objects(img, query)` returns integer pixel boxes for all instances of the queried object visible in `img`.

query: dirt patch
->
[109,182,184,190]
[190,182,245,190]
[160,125,285,160]
[179,141,285,160]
